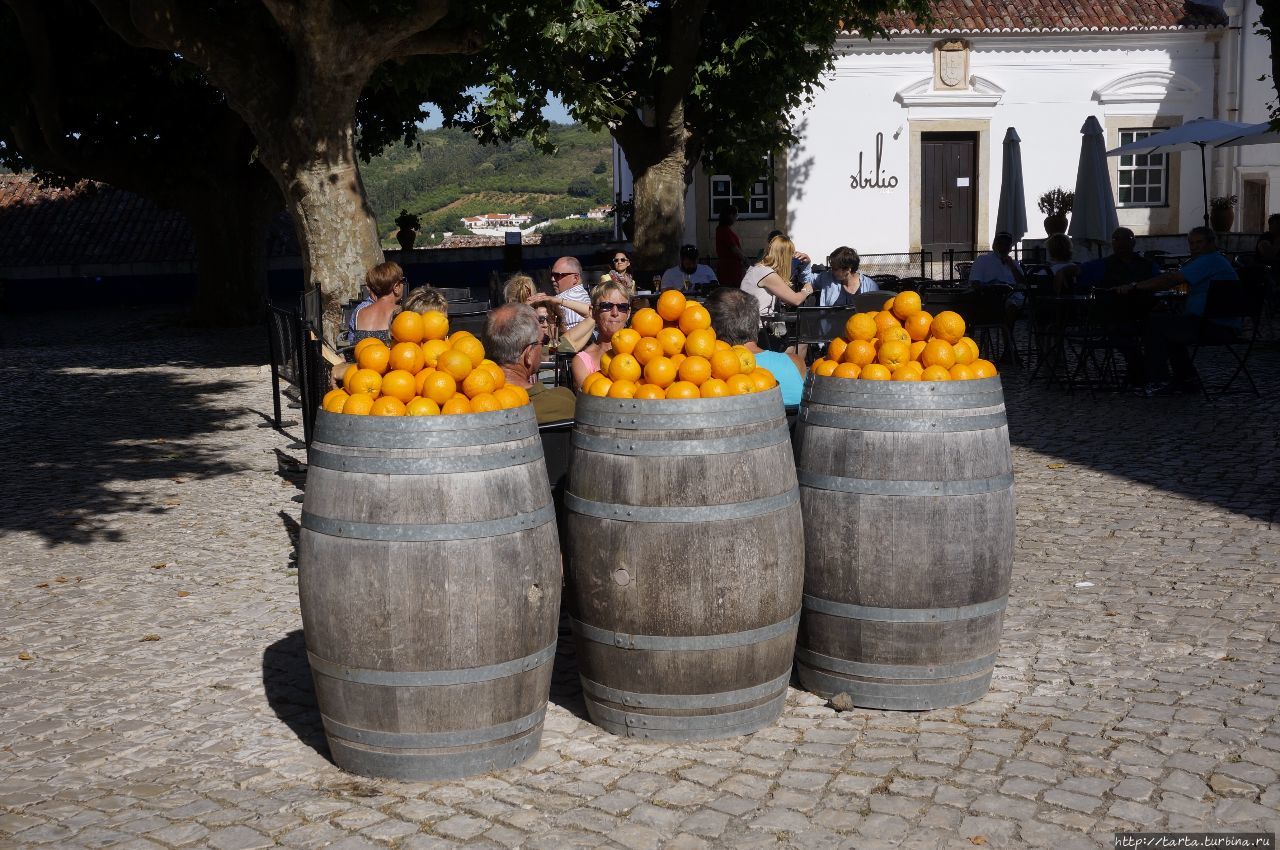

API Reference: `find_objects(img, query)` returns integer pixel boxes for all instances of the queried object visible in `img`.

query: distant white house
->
[460,213,534,236]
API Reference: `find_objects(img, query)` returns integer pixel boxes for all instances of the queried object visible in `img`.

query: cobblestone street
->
[1,307,1277,849]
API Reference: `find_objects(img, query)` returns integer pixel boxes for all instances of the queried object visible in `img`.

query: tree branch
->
[392,23,485,57]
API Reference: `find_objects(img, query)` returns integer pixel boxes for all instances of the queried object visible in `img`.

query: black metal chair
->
[1189,277,1266,397]
[792,306,859,361]
[960,285,1019,367]
[265,300,320,445]
[853,291,896,312]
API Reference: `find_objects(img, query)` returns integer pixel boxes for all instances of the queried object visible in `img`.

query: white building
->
[616,0,1280,260]
[460,213,534,236]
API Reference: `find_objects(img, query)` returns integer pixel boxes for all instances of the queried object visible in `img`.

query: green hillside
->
[361,123,614,244]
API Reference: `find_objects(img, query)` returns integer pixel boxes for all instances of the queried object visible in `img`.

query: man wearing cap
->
[660,245,719,292]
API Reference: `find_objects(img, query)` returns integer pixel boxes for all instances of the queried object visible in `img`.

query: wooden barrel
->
[565,387,803,740]
[298,405,561,780]
[793,375,1014,710]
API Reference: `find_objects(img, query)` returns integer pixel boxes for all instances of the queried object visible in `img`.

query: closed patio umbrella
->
[995,127,1027,243]
[1068,116,1119,249]
[1105,117,1253,227]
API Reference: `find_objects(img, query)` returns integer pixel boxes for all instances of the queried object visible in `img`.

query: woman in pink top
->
[570,282,632,390]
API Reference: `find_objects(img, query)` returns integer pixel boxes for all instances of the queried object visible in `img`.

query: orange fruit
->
[713,339,731,351]
[732,345,756,373]
[827,338,848,362]
[952,341,976,366]
[405,396,441,416]
[814,359,839,377]
[656,327,687,357]
[381,369,418,404]
[832,362,861,380]
[664,381,700,399]
[904,311,933,342]
[634,383,666,399]
[890,291,922,321]
[599,349,613,376]
[901,360,925,376]
[391,310,426,344]
[678,355,712,386]
[861,363,891,380]
[921,364,952,381]
[878,326,911,347]
[470,392,501,412]
[845,313,877,342]
[892,365,921,381]
[843,339,877,367]
[699,378,730,398]
[609,353,643,383]
[877,340,911,369]
[492,386,525,409]
[462,368,497,398]
[322,388,350,413]
[342,392,375,415]
[749,368,776,391]
[353,337,384,359]
[421,338,450,368]
[420,370,457,405]
[931,311,966,344]
[612,328,641,355]
[356,341,391,374]
[656,289,688,322]
[341,364,359,393]
[452,335,485,366]
[348,368,383,397]
[607,379,639,398]
[587,376,614,397]
[370,395,406,416]
[710,349,741,380]
[957,337,980,364]
[633,337,664,366]
[505,384,530,406]
[921,338,957,370]
[631,307,664,337]
[436,349,474,382]
[388,341,426,374]
[643,356,677,388]
[873,311,901,333]
[581,371,604,394]
[448,329,476,344]
[678,303,712,334]
[949,363,975,381]
[883,296,897,311]
[971,359,999,379]
[726,374,756,395]
[478,360,506,388]
[669,353,686,370]
[421,310,449,341]
[684,328,717,358]
[910,340,928,361]
[441,395,473,414]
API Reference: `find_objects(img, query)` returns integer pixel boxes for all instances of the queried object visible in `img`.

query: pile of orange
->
[810,292,998,382]
[321,310,530,416]
[581,290,779,399]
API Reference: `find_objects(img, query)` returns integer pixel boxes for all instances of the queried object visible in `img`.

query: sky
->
[419,91,573,129]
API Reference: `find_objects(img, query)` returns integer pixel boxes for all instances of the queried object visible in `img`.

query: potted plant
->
[394,209,420,251]
[1038,188,1074,236]
[1210,195,1236,233]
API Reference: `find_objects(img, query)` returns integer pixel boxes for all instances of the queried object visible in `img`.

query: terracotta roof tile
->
[876,0,1226,33]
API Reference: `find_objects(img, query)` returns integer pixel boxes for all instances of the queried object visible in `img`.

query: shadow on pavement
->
[261,630,333,763]
[549,608,590,721]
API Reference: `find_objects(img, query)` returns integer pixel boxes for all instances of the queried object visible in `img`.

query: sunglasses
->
[550,271,578,280]
[613,257,629,264]
[536,316,549,324]
[597,301,631,313]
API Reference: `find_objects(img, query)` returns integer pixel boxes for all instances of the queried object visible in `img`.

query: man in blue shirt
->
[1119,226,1238,394]
[706,287,806,407]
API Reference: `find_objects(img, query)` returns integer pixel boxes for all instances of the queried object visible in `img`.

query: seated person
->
[660,245,718,292]
[570,282,632,390]
[1117,226,1239,394]
[401,285,448,315]
[761,229,818,287]
[970,232,1026,289]
[741,235,815,317]
[816,246,879,307]
[707,288,806,407]
[1045,234,1079,293]
[502,273,537,305]
[349,261,405,345]
[1078,227,1160,291]
[1255,213,1280,271]
[483,303,575,423]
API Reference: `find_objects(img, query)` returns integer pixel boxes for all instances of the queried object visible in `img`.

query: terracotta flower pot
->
[1043,214,1068,236]
[1210,208,1234,234]
[396,228,417,251]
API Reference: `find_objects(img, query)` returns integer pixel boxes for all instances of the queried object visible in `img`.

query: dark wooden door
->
[921,133,976,256]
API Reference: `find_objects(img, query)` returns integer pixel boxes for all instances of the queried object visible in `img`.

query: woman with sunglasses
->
[601,251,636,297]
[570,282,631,390]
[533,303,563,354]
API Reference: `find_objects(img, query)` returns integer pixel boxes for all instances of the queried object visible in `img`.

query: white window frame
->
[710,156,774,219]
[1117,129,1169,208]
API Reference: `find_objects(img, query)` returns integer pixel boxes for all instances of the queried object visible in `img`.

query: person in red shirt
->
[715,207,746,288]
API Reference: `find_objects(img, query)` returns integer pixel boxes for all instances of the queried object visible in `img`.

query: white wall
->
[786,32,1220,257]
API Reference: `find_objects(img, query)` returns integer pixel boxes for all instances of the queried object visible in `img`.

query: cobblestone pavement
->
[1,307,1277,850]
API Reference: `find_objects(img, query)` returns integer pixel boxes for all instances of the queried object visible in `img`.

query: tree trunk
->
[184,176,277,326]
[630,153,687,278]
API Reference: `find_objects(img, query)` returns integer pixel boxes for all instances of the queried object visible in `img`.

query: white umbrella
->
[995,127,1027,243]
[1214,121,1280,148]
[1068,116,1119,247]
[1105,117,1253,227]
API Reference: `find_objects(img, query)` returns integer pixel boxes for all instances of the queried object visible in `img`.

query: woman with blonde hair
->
[502,273,537,305]
[401,285,449,315]
[740,235,814,316]
[569,281,631,390]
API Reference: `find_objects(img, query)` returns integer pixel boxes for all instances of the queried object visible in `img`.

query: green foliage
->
[361,123,613,241]
[1037,187,1075,216]
[538,218,613,235]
